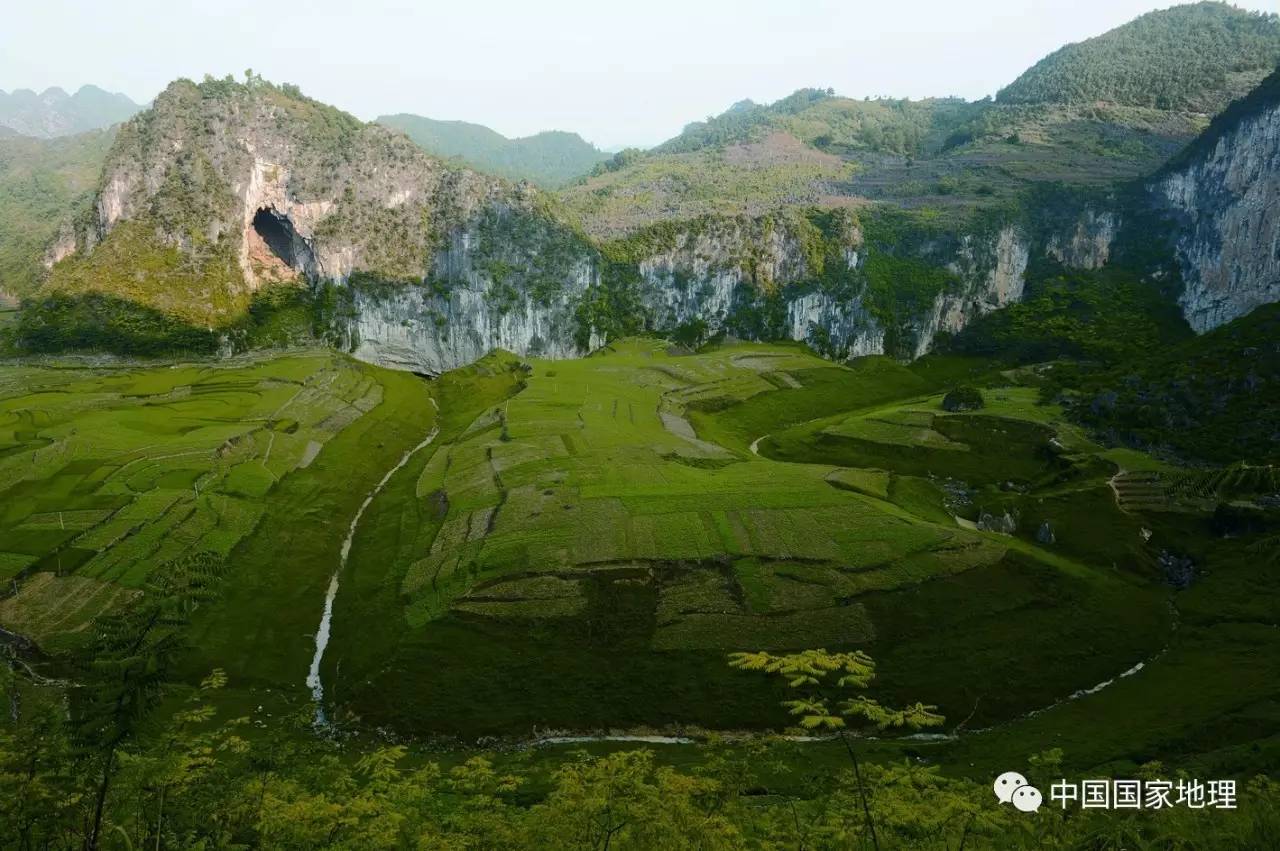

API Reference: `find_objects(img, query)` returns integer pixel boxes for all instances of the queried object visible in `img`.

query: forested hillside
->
[0,129,114,297]
[997,2,1280,111]
[378,113,609,186]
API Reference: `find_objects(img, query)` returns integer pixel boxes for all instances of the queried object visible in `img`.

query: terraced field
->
[0,353,407,650]
[2,342,1274,784]
[326,341,1170,737]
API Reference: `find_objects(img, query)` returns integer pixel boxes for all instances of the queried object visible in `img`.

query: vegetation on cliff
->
[1069,302,1280,465]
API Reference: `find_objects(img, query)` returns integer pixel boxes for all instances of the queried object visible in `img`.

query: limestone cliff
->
[35,76,1147,370]
[625,211,1031,361]
[348,209,600,373]
[45,76,583,343]
[1155,68,1280,333]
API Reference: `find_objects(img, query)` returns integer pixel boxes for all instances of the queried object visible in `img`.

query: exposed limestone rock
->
[49,76,1218,372]
[1157,99,1280,332]
[908,226,1030,358]
[977,510,1019,534]
[350,226,600,373]
[1045,209,1118,270]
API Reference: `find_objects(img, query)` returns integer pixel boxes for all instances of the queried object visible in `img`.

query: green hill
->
[0,129,115,297]
[377,113,608,187]
[0,84,143,138]
[1162,62,1280,173]
[562,5,1280,237]
[997,2,1280,112]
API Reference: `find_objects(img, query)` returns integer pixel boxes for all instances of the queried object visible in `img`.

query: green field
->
[2,340,1276,791]
[296,340,1175,742]
[0,352,410,650]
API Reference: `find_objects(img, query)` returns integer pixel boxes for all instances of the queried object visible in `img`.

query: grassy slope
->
[317,340,1168,738]
[3,345,1274,790]
[0,353,375,650]
[181,358,436,690]
[686,352,1279,780]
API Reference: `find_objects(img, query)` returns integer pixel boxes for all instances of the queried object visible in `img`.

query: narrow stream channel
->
[306,427,439,724]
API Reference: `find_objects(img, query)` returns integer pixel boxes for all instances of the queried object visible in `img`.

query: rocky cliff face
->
[349,212,600,373]
[1156,85,1280,333]
[629,213,1031,361]
[1045,209,1118,270]
[41,76,1162,371]
[47,77,588,337]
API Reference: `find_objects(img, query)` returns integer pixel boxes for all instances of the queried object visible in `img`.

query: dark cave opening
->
[252,207,302,270]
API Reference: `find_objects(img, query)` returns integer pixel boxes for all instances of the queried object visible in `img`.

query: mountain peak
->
[997,1,1280,112]
[0,83,142,138]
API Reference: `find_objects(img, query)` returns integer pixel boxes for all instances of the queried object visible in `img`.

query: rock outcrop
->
[1045,209,1118,270]
[628,214,1033,361]
[55,72,1280,372]
[1156,69,1280,332]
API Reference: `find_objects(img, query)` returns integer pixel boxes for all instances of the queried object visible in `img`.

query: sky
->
[1,0,1276,150]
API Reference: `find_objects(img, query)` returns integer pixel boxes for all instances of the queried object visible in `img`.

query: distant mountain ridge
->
[0,85,143,138]
[376,113,608,187]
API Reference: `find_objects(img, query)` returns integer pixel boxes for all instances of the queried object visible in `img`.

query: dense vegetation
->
[651,88,981,159]
[944,265,1193,364]
[1068,302,1280,465]
[0,128,113,297]
[997,2,1280,112]
[7,663,1279,849]
[1162,62,1280,174]
[378,113,609,187]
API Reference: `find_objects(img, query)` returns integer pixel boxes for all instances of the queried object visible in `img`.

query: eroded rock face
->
[56,78,529,312]
[627,216,1031,362]
[1158,100,1280,332]
[350,226,600,373]
[1045,209,1118,270]
[51,77,1189,372]
[909,226,1031,358]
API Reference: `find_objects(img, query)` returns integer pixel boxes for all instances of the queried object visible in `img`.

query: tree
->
[71,553,224,850]
[729,649,944,851]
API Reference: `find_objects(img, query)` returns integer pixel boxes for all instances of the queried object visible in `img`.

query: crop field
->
[0,352,399,649]
[326,340,1171,739]
[1,341,1274,783]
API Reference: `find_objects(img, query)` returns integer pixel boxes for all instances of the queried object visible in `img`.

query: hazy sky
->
[1,0,1276,149]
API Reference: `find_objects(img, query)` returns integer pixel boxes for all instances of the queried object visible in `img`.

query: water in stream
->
[306,428,439,724]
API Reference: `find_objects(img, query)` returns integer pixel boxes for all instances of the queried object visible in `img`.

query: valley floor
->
[2,341,1278,845]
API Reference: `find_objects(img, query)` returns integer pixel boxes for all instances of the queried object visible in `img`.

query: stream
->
[306,426,439,724]
[300,411,1168,741]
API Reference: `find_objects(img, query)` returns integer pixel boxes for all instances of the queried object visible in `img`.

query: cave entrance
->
[248,207,314,284]
[253,208,300,268]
